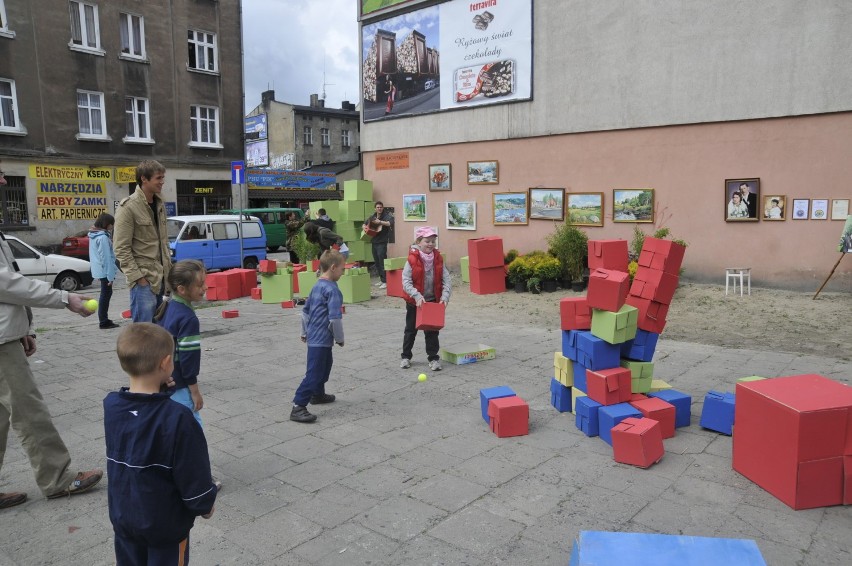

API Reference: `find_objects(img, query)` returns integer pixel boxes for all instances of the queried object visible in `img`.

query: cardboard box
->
[612,417,665,468]
[571,387,587,414]
[590,305,639,345]
[550,378,572,413]
[221,309,239,319]
[587,268,630,312]
[346,240,373,263]
[700,391,735,435]
[206,271,244,300]
[259,259,277,274]
[587,239,629,272]
[281,300,295,308]
[338,270,371,303]
[576,331,622,370]
[288,264,306,294]
[632,377,653,394]
[343,179,373,202]
[554,352,574,387]
[560,297,592,331]
[620,329,660,362]
[629,397,676,439]
[416,302,445,331]
[297,270,318,297]
[479,386,516,423]
[469,265,506,295]
[649,389,692,428]
[573,362,588,392]
[620,359,654,380]
[261,272,293,303]
[575,396,603,437]
[554,351,571,372]
[845,455,852,505]
[250,287,262,300]
[442,344,496,365]
[630,266,679,305]
[467,237,504,269]
[586,367,633,406]
[648,379,672,392]
[337,200,367,222]
[488,396,529,438]
[121,309,131,319]
[386,269,405,298]
[598,402,643,446]
[637,237,686,275]
[561,329,581,362]
[625,295,669,334]
[384,256,408,271]
[460,256,470,283]
[733,374,852,509]
[309,200,340,218]
[335,221,361,242]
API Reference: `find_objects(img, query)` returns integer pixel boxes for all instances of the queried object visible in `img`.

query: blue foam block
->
[598,402,642,446]
[479,386,516,424]
[550,378,572,412]
[562,329,581,362]
[573,362,588,393]
[649,389,692,428]
[699,390,735,435]
[576,331,622,370]
[620,329,660,362]
[574,396,603,437]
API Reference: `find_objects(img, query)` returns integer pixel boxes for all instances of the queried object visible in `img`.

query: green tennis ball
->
[418,373,427,382]
[84,299,98,312]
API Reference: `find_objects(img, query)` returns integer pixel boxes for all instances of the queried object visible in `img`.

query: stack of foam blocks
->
[384,256,408,298]
[480,386,529,438]
[308,179,375,263]
[555,238,690,468]
[207,268,257,300]
[260,260,294,304]
[467,237,506,295]
[338,266,371,304]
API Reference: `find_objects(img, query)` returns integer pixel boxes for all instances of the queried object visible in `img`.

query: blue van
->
[167,214,267,270]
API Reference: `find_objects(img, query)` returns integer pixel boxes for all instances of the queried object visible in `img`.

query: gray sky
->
[242,0,361,113]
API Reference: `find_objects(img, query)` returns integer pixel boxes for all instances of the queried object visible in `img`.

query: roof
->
[292,105,359,118]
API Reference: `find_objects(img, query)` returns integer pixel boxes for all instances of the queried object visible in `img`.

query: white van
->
[166,215,267,270]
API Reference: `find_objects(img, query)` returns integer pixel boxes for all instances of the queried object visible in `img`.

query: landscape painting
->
[402,194,427,221]
[492,192,528,225]
[566,192,604,227]
[529,188,565,220]
[613,189,654,223]
[446,201,476,230]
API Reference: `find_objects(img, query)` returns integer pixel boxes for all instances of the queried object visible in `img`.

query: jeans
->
[170,387,202,427]
[293,346,333,407]
[402,302,440,362]
[130,283,163,323]
[98,278,113,326]
[372,242,388,283]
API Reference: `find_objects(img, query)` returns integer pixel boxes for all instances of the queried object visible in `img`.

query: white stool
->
[725,267,751,296]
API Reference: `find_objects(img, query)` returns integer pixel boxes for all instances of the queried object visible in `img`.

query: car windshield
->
[166,219,185,242]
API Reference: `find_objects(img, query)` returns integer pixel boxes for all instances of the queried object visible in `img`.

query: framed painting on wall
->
[761,195,786,221]
[446,201,476,230]
[402,194,427,221]
[613,189,654,223]
[566,192,604,227]
[811,199,829,220]
[724,178,760,221]
[467,161,499,185]
[528,188,565,221]
[831,199,850,220]
[492,192,528,225]
[428,164,451,191]
[792,199,809,219]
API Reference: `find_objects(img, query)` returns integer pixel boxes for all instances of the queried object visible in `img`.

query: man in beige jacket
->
[114,160,173,322]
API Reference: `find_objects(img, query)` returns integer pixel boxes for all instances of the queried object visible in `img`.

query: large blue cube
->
[598,402,642,445]
[649,389,692,428]
[576,331,622,370]
[479,386,516,424]
[573,362,589,393]
[700,390,735,435]
[562,329,581,362]
[550,378,572,412]
[620,329,660,362]
[575,396,603,437]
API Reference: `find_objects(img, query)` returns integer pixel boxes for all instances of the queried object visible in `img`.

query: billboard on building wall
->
[362,0,532,123]
[247,169,336,190]
[246,139,269,167]
[244,114,268,141]
[361,0,431,20]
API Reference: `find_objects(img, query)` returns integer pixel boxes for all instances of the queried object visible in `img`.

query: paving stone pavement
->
[1,274,851,565]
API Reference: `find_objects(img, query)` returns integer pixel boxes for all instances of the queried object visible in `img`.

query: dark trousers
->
[293,346,333,406]
[98,278,113,326]
[402,302,440,362]
[372,242,388,283]
[114,533,190,565]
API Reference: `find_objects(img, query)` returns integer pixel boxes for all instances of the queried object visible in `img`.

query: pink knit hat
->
[415,226,438,240]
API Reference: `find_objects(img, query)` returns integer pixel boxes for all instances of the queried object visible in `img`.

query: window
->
[320,128,330,147]
[303,126,313,145]
[187,29,217,72]
[304,160,313,168]
[241,222,262,239]
[0,78,22,133]
[124,96,151,142]
[189,104,220,147]
[69,1,102,53]
[212,222,239,240]
[341,129,351,148]
[0,174,28,226]
[0,0,15,38]
[119,13,145,59]
[77,90,108,139]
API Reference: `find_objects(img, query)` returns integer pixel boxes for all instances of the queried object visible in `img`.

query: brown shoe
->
[47,469,103,499]
[0,492,27,510]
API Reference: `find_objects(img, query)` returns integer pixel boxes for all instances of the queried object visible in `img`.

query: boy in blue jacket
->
[104,323,216,564]
[88,213,119,329]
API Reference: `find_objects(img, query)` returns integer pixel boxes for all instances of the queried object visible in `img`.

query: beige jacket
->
[113,187,172,294]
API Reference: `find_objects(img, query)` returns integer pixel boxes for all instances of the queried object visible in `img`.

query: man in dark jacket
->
[363,202,394,288]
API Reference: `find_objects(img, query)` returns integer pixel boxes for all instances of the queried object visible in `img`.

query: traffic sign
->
[231,161,245,184]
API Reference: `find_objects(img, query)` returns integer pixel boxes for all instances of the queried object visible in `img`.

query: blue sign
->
[231,161,245,185]
[247,169,336,189]
[165,201,177,216]
[244,115,267,141]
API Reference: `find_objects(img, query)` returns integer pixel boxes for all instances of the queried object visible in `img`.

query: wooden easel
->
[813,253,846,300]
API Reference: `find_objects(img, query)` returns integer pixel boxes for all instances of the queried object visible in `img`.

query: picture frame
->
[792,199,809,220]
[724,178,760,222]
[492,192,528,225]
[428,164,452,191]
[528,188,565,221]
[467,160,499,185]
[446,201,476,230]
[402,194,427,221]
[761,195,786,221]
[613,188,655,223]
[831,199,850,220]
[811,199,829,220]
[566,192,604,227]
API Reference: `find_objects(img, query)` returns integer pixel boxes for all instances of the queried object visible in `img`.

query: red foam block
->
[629,397,676,439]
[416,302,445,331]
[560,296,591,330]
[612,417,664,468]
[587,268,629,312]
[488,396,529,438]
[587,367,633,406]
[468,237,505,269]
[588,240,629,272]
[221,309,239,318]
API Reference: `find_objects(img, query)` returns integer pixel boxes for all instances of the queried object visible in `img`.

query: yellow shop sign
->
[29,165,113,181]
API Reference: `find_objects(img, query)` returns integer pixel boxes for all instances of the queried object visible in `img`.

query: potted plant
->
[534,256,562,292]
[290,232,320,267]
[507,256,530,292]
[504,249,519,288]
[547,221,588,291]
[527,276,542,294]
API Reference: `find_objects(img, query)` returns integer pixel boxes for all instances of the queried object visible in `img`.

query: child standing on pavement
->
[290,250,345,423]
[88,213,119,329]
[105,323,216,564]
[400,227,451,371]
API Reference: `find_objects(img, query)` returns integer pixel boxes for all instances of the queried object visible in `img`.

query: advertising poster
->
[246,139,269,168]
[247,169,336,190]
[35,180,108,221]
[244,114,267,141]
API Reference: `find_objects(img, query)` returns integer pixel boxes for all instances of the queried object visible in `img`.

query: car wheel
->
[243,257,259,270]
[267,246,280,252]
[55,271,82,292]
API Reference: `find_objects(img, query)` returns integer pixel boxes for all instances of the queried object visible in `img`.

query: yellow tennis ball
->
[418,373,427,382]
[84,299,99,312]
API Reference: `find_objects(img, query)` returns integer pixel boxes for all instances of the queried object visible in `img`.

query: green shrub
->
[504,249,519,264]
[547,222,588,281]
[534,256,562,281]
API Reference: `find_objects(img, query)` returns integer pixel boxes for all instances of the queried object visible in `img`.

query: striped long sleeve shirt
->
[158,296,201,389]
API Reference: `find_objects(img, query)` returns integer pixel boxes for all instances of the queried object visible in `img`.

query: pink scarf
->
[418,248,434,272]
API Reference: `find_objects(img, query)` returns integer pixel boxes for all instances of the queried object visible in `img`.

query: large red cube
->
[611,417,664,468]
[416,302,445,331]
[629,266,679,305]
[259,259,277,274]
[488,396,529,438]
[206,271,243,300]
[629,397,676,439]
[638,237,686,275]
[468,237,504,269]
[588,240,629,272]
[469,266,506,295]
[560,297,591,330]
[232,268,258,296]
[586,367,633,406]
[733,374,852,510]
[625,295,669,334]
[386,269,405,298]
[587,268,629,312]
[290,264,307,294]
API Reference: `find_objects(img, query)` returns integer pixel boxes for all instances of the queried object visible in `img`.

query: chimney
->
[261,90,275,108]
[309,94,319,107]
[342,100,350,110]
[319,98,325,108]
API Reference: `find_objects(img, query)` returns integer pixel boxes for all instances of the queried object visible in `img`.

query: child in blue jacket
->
[88,213,119,328]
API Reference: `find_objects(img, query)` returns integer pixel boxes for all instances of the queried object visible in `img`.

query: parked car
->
[167,214,267,270]
[424,79,436,91]
[220,208,305,252]
[4,235,93,291]
[61,230,90,261]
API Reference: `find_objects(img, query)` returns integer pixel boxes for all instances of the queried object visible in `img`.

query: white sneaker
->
[379,283,387,289]
[429,359,442,371]
[374,282,382,287]
[400,358,411,369]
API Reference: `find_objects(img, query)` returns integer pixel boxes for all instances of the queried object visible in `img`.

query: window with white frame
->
[0,78,22,133]
[303,126,313,145]
[189,104,219,146]
[320,128,330,147]
[124,96,151,142]
[341,129,351,148]
[119,12,145,59]
[1,0,15,37]
[69,1,101,52]
[187,29,217,72]
[77,90,107,138]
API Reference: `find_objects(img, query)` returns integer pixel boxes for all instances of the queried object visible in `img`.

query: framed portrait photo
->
[761,195,786,221]
[724,178,760,221]
[529,188,565,221]
[467,161,499,185]
[402,194,427,221]
[566,192,604,227]
[428,164,451,191]
[811,199,829,220]
[492,192,528,225]
[446,201,476,230]
[613,188,654,223]
[831,199,850,220]
[792,199,809,220]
